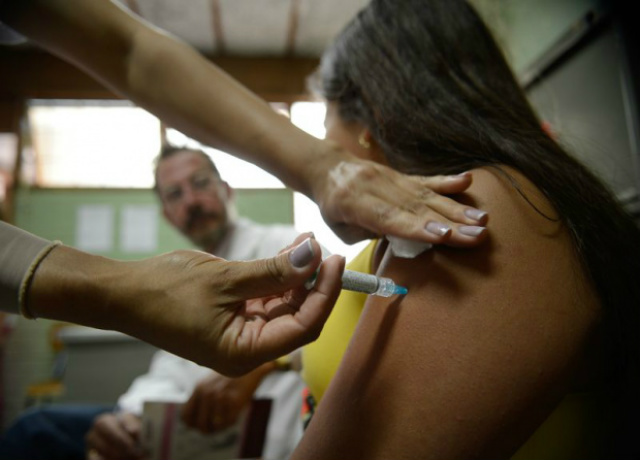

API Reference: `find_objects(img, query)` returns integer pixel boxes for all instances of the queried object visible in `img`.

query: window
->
[0,133,18,205]
[27,100,161,188]
[164,128,284,189]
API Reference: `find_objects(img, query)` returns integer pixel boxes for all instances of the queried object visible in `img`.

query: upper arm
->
[294,168,601,459]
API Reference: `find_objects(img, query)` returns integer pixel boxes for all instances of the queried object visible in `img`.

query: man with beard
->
[86,146,310,460]
[1,147,310,460]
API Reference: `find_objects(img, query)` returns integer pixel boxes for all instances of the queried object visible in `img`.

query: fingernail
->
[451,171,471,179]
[464,208,487,221]
[425,221,451,236]
[289,237,314,267]
[459,225,485,237]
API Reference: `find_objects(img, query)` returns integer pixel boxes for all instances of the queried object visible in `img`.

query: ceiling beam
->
[211,0,226,55]
[0,47,319,102]
[285,0,301,56]
[124,0,141,16]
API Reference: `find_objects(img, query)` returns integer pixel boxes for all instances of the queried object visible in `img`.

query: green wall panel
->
[471,0,600,76]
[14,187,294,260]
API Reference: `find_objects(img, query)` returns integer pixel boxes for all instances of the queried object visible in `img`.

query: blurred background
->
[0,0,638,431]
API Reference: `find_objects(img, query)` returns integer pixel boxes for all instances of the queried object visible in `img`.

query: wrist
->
[291,138,353,203]
[27,245,126,329]
[254,119,338,198]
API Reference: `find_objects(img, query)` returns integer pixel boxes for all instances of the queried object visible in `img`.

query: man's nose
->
[181,186,199,206]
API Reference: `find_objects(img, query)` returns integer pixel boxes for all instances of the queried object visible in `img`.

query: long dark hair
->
[314,0,640,456]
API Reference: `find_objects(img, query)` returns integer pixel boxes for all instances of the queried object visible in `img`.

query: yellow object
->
[24,380,64,407]
[23,322,72,408]
[274,354,293,371]
[301,241,374,403]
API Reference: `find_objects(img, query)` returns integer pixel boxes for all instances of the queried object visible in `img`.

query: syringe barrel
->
[341,270,379,295]
[341,270,397,297]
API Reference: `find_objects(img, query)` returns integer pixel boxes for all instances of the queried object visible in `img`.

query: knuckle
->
[331,182,350,203]
[419,187,436,199]
[376,205,395,225]
[263,257,286,285]
[358,165,378,181]
[214,262,239,297]
[399,200,421,215]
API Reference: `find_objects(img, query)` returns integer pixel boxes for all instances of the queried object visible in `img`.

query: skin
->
[86,412,144,460]
[0,0,490,383]
[0,1,494,455]
[323,103,488,246]
[28,236,345,376]
[2,0,351,378]
[290,107,603,459]
[0,0,488,247]
[85,154,294,458]
[85,363,277,460]
[155,151,234,252]
[181,361,278,433]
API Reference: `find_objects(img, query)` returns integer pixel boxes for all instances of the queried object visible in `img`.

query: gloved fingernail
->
[289,237,314,267]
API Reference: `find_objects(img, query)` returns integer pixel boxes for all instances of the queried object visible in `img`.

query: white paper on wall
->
[76,205,114,252]
[120,205,158,253]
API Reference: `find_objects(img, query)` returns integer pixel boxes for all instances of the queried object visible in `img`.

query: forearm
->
[0,222,139,330]
[26,244,129,330]
[0,0,328,197]
[123,27,328,196]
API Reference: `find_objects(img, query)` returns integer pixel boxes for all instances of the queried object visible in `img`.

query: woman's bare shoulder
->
[294,167,602,460]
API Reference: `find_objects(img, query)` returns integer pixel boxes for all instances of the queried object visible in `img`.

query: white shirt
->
[117,218,310,460]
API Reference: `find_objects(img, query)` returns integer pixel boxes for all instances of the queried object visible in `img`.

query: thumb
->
[223,237,322,301]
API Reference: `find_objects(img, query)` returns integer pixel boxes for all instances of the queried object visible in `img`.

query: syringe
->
[305,269,408,297]
[341,270,408,297]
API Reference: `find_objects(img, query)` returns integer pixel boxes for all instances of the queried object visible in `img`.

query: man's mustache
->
[186,207,221,230]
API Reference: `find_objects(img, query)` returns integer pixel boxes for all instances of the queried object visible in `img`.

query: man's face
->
[156,151,233,250]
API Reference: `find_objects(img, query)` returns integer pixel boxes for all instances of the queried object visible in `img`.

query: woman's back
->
[297,167,608,459]
[303,0,640,456]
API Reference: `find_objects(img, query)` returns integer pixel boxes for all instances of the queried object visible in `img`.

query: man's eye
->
[165,190,182,202]
[192,176,212,190]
